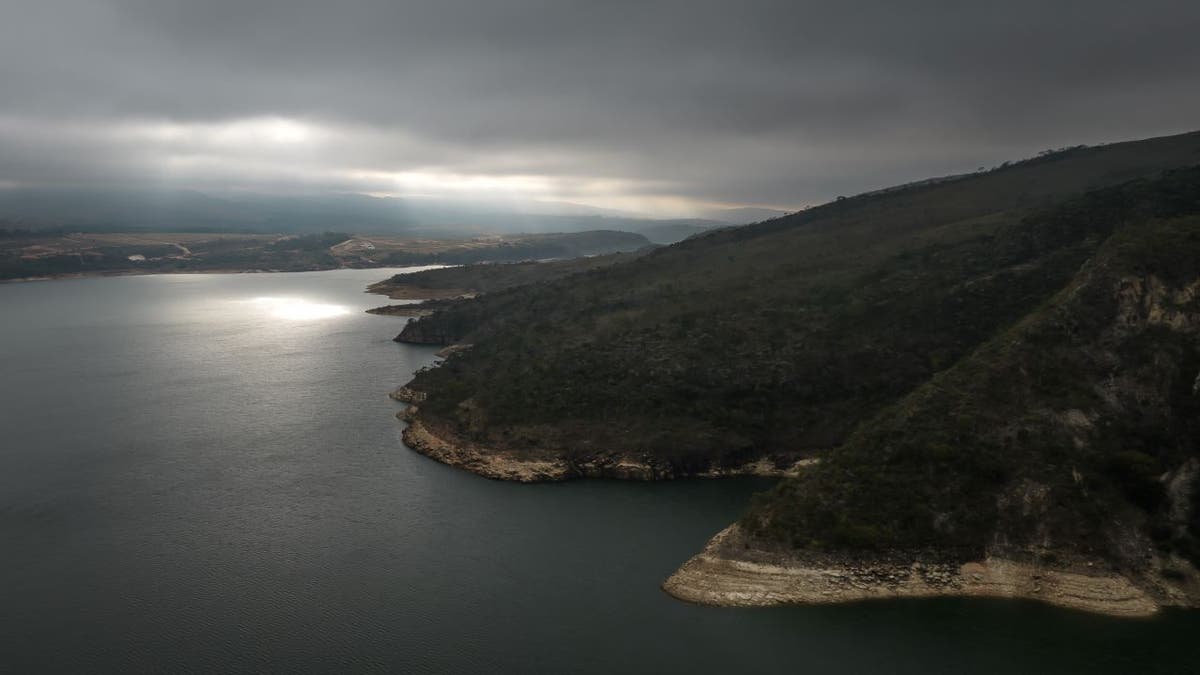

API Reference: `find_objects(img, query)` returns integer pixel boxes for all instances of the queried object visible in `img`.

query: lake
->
[1,269,1197,673]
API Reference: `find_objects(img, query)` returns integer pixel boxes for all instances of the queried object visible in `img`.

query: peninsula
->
[382,130,1200,615]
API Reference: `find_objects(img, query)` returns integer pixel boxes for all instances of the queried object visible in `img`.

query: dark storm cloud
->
[1,0,1198,212]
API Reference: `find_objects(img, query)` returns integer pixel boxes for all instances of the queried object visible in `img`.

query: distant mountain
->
[0,188,737,240]
[0,229,652,280]
[622,220,724,244]
[389,129,1200,613]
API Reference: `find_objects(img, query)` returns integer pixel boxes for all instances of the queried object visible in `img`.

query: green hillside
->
[744,174,1200,567]
[395,131,1200,475]
[367,250,648,301]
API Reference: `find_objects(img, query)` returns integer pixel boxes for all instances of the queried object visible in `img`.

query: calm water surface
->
[1,269,1198,673]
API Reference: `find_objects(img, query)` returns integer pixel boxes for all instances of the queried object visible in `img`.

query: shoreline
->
[661,524,1190,618]
[377,312,1198,619]
[366,304,436,317]
[1,263,444,285]
[0,268,281,283]
[391,387,807,482]
[365,281,474,301]
[0,266,335,284]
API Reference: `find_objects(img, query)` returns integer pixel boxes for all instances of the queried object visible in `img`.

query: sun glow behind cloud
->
[348,168,713,216]
[127,116,321,147]
[115,117,703,212]
[0,112,746,216]
[349,168,555,200]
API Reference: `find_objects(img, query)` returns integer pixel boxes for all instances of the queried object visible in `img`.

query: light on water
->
[243,295,350,320]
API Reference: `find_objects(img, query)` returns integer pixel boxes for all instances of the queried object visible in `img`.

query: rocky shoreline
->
[385,377,1200,620]
[390,387,805,482]
[365,303,436,317]
[661,524,1200,618]
[365,278,475,301]
[377,307,1200,619]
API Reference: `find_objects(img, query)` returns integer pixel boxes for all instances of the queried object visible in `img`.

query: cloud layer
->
[1,0,1198,215]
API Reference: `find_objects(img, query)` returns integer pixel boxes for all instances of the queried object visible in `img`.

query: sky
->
[1,0,1198,217]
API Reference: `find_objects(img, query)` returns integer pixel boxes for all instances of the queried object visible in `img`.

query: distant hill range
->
[390,129,1200,614]
[0,188,782,244]
[0,229,653,280]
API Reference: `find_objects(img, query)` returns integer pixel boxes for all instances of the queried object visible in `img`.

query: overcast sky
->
[1,0,1198,216]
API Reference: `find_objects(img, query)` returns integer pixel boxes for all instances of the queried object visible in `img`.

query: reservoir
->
[1,269,1197,673]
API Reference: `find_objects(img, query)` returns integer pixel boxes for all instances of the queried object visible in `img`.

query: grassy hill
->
[743,173,1200,566]
[366,250,649,302]
[356,230,650,267]
[390,129,1200,606]
[395,131,1200,472]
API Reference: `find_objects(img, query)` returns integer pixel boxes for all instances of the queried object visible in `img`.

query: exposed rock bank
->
[663,524,1200,618]
[390,387,806,482]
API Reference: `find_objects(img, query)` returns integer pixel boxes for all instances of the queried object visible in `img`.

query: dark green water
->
[1,269,1198,673]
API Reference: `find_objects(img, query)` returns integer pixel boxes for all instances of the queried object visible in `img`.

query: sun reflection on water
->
[243,296,350,320]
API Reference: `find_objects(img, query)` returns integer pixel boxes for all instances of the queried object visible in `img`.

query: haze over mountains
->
[0,187,778,240]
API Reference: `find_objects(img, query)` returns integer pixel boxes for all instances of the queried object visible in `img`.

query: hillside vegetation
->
[744,177,1200,567]
[396,131,1200,473]
[389,130,1200,603]
[367,250,649,302]
[359,230,650,267]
